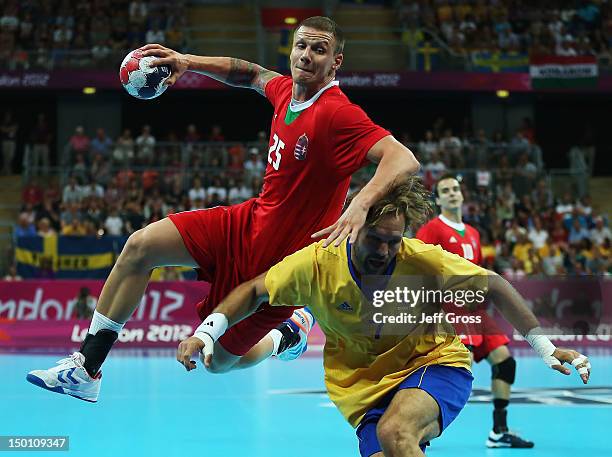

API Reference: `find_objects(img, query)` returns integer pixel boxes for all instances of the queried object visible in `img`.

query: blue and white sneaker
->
[26,352,101,403]
[276,308,315,361]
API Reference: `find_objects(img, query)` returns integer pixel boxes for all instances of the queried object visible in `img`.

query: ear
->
[333,53,343,71]
[435,196,441,207]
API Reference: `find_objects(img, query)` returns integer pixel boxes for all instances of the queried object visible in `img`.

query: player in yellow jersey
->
[178,180,591,456]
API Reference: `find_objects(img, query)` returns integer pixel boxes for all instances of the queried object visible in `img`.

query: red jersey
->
[169,76,389,355]
[250,75,390,266]
[416,215,482,265]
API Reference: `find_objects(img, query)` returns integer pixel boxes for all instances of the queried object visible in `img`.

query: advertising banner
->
[1,279,610,350]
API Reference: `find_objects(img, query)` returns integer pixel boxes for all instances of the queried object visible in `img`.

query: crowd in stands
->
[6,117,609,280]
[398,0,611,61]
[2,0,609,72]
[0,0,187,70]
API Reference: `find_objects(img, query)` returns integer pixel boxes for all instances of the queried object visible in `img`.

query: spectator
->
[114,128,135,164]
[590,216,611,246]
[243,148,265,181]
[104,207,124,236]
[228,178,252,205]
[36,256,55,279]
[541,240,564,275]
[505,220,527,245]
[587,245,609,275]
[438,128,462,167]
[31,113,52,175]
[207,177,227,205]
[550,219,569,245]
[1,110,18,174]
[568,217,590,245]
[3,264,22,281]
[72,287,97,319]
[90,127,113,159]
[14,213,37,238]
[20,202,37,226]
[126,179,144,203]
[528,217,549,249]
[136,125,156,164]
[423,151,447,183]
[22,178,43,206]
[81,180,105,200]
[145,23,165,44]
[62,217,87,236]
[36,198,61,231]
[512,232,533,266]
[36,215,56,236]
[123,200,145,234]
[68,126,90,160]
[417,130,437,162]
[91,153,112,186]
[188,176,206,205]
[72,153,88,183]
[63,176,83,204]
[104,177,124,207]
[91,39,112,64]
[129,1,148,26]
[208,124,225,142]
[555,192,574,217]
[60,202,82,228]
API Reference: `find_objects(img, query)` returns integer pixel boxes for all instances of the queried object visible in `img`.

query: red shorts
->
[461,334,511,363]
[168,200,294,356]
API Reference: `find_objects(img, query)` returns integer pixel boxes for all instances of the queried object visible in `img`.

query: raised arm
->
[140,44,281,95]
[313,136,420,247]
[487,272,591,383]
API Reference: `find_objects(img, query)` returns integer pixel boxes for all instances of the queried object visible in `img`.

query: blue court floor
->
[2,349,611,457]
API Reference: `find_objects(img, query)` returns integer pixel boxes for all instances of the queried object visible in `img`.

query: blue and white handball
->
[120,48,172,100]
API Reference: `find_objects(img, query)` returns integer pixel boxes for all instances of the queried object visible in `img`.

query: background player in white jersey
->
[417,174,533,448]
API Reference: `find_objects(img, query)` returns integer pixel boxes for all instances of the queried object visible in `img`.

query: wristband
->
[524,327,556,359]
[193,313,228,344]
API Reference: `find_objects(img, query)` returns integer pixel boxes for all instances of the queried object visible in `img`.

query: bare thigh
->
[378,387,441,445]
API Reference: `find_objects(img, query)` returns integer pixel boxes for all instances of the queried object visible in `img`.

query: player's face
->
[353,214,405,275]
[436,178,463,212]
[290,27,342,85]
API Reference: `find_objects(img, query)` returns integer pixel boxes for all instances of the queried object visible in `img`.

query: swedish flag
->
[15,235,127,279]
[471,51,528,73]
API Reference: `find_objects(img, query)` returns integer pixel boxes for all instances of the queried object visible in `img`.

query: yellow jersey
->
[265,238,489,427]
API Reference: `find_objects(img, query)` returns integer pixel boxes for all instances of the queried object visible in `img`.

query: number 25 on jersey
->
[268,133,284,170]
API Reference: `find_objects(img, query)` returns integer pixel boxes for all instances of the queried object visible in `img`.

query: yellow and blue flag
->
[15,235,127,279]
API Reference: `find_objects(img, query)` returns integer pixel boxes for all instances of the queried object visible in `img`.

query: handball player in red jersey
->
[417,174,534,448]
[27,17,419,401]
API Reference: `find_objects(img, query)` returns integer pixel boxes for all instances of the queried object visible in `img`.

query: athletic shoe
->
[276,308,315,361]
[486,430,534,448]
[26,352,101,403]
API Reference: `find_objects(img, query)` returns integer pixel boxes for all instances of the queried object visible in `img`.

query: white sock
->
[268,329,283,356]
[88,310,125,336]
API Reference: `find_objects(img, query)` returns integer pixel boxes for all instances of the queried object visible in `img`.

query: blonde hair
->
[347,177,433,231]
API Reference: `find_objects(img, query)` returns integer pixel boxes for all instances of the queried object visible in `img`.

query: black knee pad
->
[491,356,516,384]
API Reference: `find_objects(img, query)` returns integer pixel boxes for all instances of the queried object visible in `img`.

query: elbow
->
[398,148,420,177]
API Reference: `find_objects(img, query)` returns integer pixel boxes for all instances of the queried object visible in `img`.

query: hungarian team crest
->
[294,133,308,160]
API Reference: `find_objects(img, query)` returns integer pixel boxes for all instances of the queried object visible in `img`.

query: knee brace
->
[491,356,516,384]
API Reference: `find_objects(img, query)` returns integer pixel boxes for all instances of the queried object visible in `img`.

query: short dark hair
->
[297,16,345,54]
[434,173,461,198]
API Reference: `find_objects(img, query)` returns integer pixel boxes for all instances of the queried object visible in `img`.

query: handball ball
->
[119,48,171,100]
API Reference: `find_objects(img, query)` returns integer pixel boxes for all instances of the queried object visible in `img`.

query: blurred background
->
[0,0,610,284]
